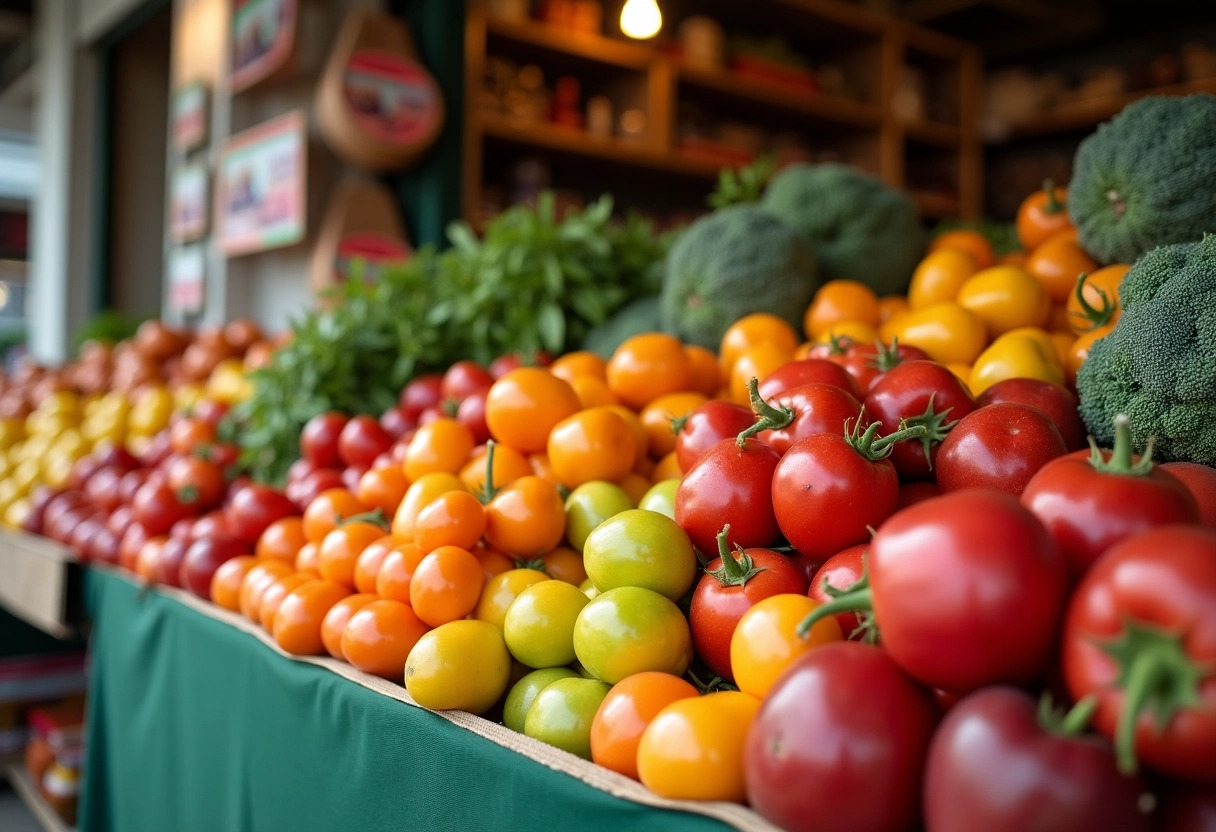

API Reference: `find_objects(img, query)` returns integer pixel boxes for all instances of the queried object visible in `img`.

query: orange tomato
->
[273,580,350,656]
[1025,236,1098,305]
[908,249,976,310]
[295,541,319,573]
[728,343,791,405]
[528,452,558,484]
[1066,264,1129,335]
[210,555,257,611]
[134,536,167,583]
[472,544,516,581]
[352,535,395,594]
[258,573,318,632]
[541,546,587,585]
[549,351,607,383]
[414,490,486,553]
[877,295,909,326]
[814,320,879,346]
[606,334,694,410]
[615,473,652,507]
[375,542,425,603]
[409,546,484,627]
[341,599,430,679]
[719,314,800,372]
[484,368,581,453]
[730,594,842,699]
[590,671,699,780]
[605,406,650,470]
[999,250,1028,267]
[639,392,707,458]
[404,418,475,481]
[390,472,465,541]
[1049,331,1076,368]
[317,521,386,588]
[459,443,532,496]
[652,451,682,482]
[548,408,637,488]
[1016,181,1071,250]
[320,593,378,659]
[930,229,996,269]
[256,517,307,562]
[355,465,408,516]
[484,475,566,557]
[239,560,295,620]
[804,280,881,340]
[302,488,368,544]
[683,345,721,397]
[1066,325,1114,386]
[569,375,619,409]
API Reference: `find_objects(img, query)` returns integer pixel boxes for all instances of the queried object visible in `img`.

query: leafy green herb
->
[708,154,776,209]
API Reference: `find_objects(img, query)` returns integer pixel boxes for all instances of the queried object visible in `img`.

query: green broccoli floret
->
[660,204,819,349]
[1076,235,1216,465]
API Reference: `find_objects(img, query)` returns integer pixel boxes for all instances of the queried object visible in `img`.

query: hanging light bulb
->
[620,0,661,40]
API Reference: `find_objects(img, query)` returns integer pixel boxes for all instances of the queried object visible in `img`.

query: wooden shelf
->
[4,765,76,832]
[485,16,653,70]
[479,114,719,178]
[999,77,1216,140]
[676,64,884,129]
[912,190,960,219]
[901,117,961,148]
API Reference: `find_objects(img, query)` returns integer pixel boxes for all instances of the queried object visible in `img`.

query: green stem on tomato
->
[338,509,390,530]
[737,377,794,447]
[707,525,765,587]
[1038,692,1099,737]
[1043,179,1064,215]
[843,413,929,462]
[670,413,690,435]
[798,574,873,639]
[478,439,500,504]
[1088,414,1155,476]
[1071,272,1116,332]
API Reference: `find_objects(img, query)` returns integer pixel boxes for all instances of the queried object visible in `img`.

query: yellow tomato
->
[945,364,973,390]
[730,594,842,700]
[640,392,707,458]
[36,391,81,419]
[729,343,792,406]
[474,568,549,630]
[11,458,41,494]
[1049,331,1076,368]
[814,320,879,346]
[804,280,880,340]
[207,359,253,405]
[720,314,799,372]
[0,418,23,450]
[877,295,909,325]
[82,416,126,448]
[3,497,30,529]
[25,410,76,438]
[128,385,173,435]
[969,332,1066,396]
[908,249,976,309]
[956,266,1049,336]
[404,620,513,715]
[881,302,988,365]
[42,452,77,489]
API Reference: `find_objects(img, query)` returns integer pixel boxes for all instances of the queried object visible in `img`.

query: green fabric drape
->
[79,569,735,832]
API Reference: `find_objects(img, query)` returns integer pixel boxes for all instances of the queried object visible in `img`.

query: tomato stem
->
[708,525,765,587]
[823,334,854,357]
[478,440,500,504]
[1037,693,1098,737]
[737,377,794,447]
[866,337,906,373]
[338,509,390,531]
[1071,272,1116,332]
[843,413,928,462]
[176,485,200,506]
[670,413,689,435]
[1043,179,1064,215]
[1088,414,1155,476]
[798,573,873,639]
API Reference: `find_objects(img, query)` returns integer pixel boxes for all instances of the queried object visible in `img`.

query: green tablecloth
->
[79,569,742,832]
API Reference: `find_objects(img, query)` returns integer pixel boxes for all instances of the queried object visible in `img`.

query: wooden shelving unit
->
[464,0,982,226]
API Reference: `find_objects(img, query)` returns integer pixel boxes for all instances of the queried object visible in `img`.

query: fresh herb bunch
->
[932,218,1021,256]
[228,195,670,484]
[708,154,776,209]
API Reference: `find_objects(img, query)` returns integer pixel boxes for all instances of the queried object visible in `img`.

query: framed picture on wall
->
[171,81,209,152]
[170,161,209,242]
[168,243,207,319]
[231,0,298,93]
[215,110,307,256]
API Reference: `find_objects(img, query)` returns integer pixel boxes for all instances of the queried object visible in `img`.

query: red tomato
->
[923,687,1149,832]
[935,403,1067,496]
[441,360,494,406]
[744,642,938,832]
[675,438,781,555]
[757,359,859,400]
[180,533,249,598]
[300,412,348,468]
[742,381,866,455]
[399,374,442,421]
[287,469,346,511]
[1153,783,1216,832]
[1022,415,1199,579]
[896,481,940,509]
[155,537,189,587]
[771,419,917,563]
[1063,524,1216,783]
[338,415,393,469]
[865,360,977,480]
[689,525,808,681]
[379,406,414,439]
[1159,461,1216,529]
[673,401,756,472]
[839,340,931,393]
[807,544,868,639]
[807,490,1067,694]
[976,377,1087,452]
[455,390,491,445]
[131,481,194,537]
[165,455,226,511]
[226,484,298,544]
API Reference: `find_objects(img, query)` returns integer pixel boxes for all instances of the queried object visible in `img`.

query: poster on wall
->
[170,161,209,242]
[171,82,208,152]
[168,244,206,318]
[215,110,307,257]
[231,0,298,93]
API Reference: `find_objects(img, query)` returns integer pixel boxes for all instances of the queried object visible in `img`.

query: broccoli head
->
[1076,235,1216,465]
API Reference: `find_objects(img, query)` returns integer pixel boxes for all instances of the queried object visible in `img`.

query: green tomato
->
[523,677,612,760]
[502,667,580,733]
[503,580,590,668]
[578,577,600,600]
[564,481,633,551]
[637,479,679,519]
[573,586,693,684]
[583,509,697,600]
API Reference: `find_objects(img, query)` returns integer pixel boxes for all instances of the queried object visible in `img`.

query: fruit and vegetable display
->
[4,94,1216,832]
